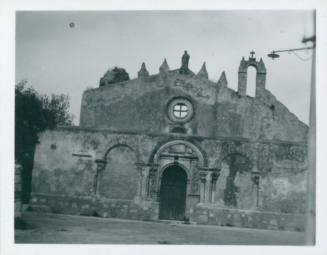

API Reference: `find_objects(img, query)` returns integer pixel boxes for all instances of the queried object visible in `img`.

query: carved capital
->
[135,162,153,177]
[251,170,261,185]
[95,159,106,172]
[149,167,157,177]
[211,172,220,183]
[199,171,207,183]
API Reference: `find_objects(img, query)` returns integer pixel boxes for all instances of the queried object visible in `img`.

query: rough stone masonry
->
[30,51,308,231]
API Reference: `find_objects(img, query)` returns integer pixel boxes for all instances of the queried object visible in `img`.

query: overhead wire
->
[289,50,313,61]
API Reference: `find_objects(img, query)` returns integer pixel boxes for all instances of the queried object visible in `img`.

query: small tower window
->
[173,103,188,119]
[247,65,256,97]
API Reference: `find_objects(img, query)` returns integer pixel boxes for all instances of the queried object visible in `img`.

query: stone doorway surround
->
[149,139,208,220]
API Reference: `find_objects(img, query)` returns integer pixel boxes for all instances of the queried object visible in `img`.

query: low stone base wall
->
[29,194,305,232]
[29,193,159,221]
[191,204,305,232]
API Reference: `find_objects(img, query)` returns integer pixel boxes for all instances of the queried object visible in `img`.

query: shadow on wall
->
[215,154,254,209]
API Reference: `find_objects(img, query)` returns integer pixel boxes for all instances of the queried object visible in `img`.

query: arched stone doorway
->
[159,164,187,220]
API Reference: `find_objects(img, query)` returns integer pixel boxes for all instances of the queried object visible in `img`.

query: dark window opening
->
[171,126,187,134]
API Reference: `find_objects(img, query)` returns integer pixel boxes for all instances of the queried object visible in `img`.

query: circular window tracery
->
[167,98,194,123]
[173,103,188,119]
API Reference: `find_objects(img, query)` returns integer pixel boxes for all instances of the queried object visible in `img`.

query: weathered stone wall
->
[80,71,217,137]
[215,87,307,141]
[15,162,23,218]
[190,206,305,232]
[80,68,307,142]
[201,139,307,214]
[29,193,159,221]
[99,146,138,199]
[31,127,307,230]
[32,130,96,197]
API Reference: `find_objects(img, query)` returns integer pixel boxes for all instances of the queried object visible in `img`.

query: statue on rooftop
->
[179,50,190,74]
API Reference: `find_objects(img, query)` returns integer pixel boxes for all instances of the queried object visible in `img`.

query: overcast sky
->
[16,11,314,125]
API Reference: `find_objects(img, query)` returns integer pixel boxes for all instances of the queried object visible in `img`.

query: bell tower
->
[238,51,267,98]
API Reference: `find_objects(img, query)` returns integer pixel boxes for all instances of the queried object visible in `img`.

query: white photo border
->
[1,0,327,255]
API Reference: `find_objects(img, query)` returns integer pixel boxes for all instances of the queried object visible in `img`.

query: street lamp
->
[267,36,315,60]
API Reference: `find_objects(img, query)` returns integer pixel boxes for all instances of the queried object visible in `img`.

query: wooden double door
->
[159,165,187,220]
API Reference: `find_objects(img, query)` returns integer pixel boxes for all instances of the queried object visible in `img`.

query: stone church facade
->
[30,51,308,231]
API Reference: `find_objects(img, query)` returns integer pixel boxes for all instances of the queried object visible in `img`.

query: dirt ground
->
[15,212,305,245]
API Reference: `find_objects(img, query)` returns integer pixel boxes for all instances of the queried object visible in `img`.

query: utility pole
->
[267,12,316,245]
[306,14,316,246]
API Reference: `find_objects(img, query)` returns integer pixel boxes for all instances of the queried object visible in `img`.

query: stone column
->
[135,163,149,201]
[141,169,149,199]
[94,159,106,195]
[135,163,144,201]
[147,166,158,200]
[210,171,220,204]
[251,169,261,209]
[199,171,207,203]
[204,172,211,203]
